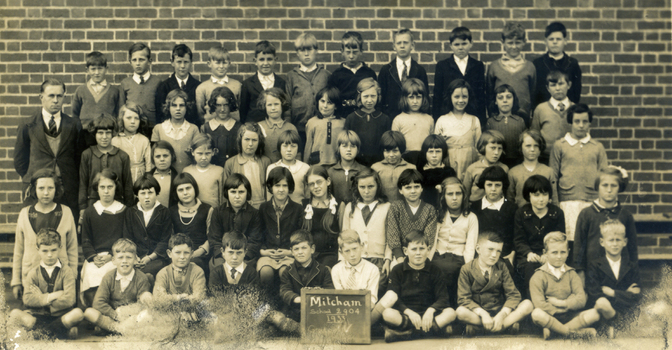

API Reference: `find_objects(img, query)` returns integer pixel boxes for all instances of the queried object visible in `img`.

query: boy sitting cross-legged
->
[372,230,456,342]
[9,229,84,340]
[530,231,600,340]
[331,230,380,306]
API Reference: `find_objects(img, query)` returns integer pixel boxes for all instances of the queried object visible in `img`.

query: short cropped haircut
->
[567,103,593,124]
[128,42,150,60]
[488,84,520,117]
[187,133,217,163]
[501,22,526,41]
[397,168,423,189]
[112,238,137,256]
[133,173,161,196]
[28,168,64,202]
[338,229,361,248]
[40,79,66,94]
[403,230,428,248]
[315,86,341,118]
[438,177,470,221]
[256,87,290,113]
[151,140,177,167]
[254,40,276,57]
[223,231,247,250]
[223,173,252,201]
[341,31,364,51]
[277,129,301,152]
[169,233,193,250]
[543,231,567,251]
[290,229,314,248]
[236,122,265,157]
[267,166,295,193]
[86,51,107,67]
[162,89,189,120]
[208,86,239,113]
[336,130,361,149]
[36,228,61,248]
[92,168,123,200]
[441,79,473,115]
[88,113,117,134]
[417,135,448,171]
[399,78,430,113]
[518,129,546,155]
[208,46,230,62]
[118,101,147,133]
[546,70,570,86]
[295,33,318,50]
[545,22,567,38]
[171,172,200,205]
[599,219,626,238]
[450,26,472,43]
[477,166,509,193]
[356,78,381,107]
[171,43,193,61]
[393,28,414,42]
[522,175,553,202]
[595,166,629,193]
[478,231,503,245]
[477,130,506,156]
[381,130,406,153]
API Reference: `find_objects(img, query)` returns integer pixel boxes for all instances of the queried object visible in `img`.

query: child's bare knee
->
[519,299,534,313]
[381,308,398,321]
[595,297,611,310]
[84,308,101,322]
[531,308,548,322]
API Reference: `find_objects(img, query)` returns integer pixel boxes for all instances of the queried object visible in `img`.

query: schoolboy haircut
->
[133,172,161,196]
[128,42,151,60]
[162,89,189,119]
[478,231,504,245]
[87,113,117,134]
[86,51,107,68]
[151,140,177,167]
[28,168,64,202]
[477,130,506,156]
[254,40,276,57]
[441,79,473,115]
[36,228,61,248]
[393,28,414,42]
[522,175,553,202]
[380,130,406,154]
[187,133,218,163]
[595,166,629,193]
[476,165,509,193]
[403,230,428,248]
[295,33,318,51]
[277,129,302,152]
[518,129,546,155]
[92,168,123,200]
[118,101,147,133]
[315,86,342,118]
[170,172,200,205]
[266,166,295,193]
[546,70,570,86]
[236,122,266,157]
[545,22,567,38]
[338,229,362,248]
[437,177,470,222]
[397,168,423,189]
[450,26,473,43]
[501,21,526,41]
[171,43,193,61]
[488,84,520,117]
[223,173,253,201]
[168,233,193,250]
[543,231,568,251]
[290,229,314,248]
[599,219,626,239]
[356,78,381,107]
[398,78,430,113]
[256,87,290,113]
[208,46,230,62]
[566,103,593,124]
[208,86,239,113]
[341,31,364,51]
[40,79,66,94]
[112,238,137,256]
[222,231,247,250]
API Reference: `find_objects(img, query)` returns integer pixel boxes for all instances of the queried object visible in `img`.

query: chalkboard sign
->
[300,289,371,344]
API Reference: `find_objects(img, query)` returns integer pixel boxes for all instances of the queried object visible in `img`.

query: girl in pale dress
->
[434,79,482,179]
[151,89,200,173]
[182,133,225,208]
[112,102,152,182]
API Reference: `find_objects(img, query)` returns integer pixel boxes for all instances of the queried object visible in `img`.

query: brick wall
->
[0,0,670,226]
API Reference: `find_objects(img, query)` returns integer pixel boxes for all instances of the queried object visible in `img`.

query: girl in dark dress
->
[418,135,457,207]
[302,165,340,268]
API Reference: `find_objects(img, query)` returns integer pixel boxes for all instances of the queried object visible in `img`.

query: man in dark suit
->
[14,79,82,220]
[155,44,202,127]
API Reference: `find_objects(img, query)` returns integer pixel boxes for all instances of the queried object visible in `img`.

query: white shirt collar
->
[93,200,124,215]
[481,197,505,211]
[478,263,492,278]
[40,259,62,278]
[454,55,469,75]
[564,132,591,146]
[258,73,275,90]
[225,262,246,277]
[547,263,567,279]
[356,200,378,211]
[343,63,362,74]
[137,201,161,225]
[549,97,570,110]
[211,75,229,85]
[175,75,188,87]
[606,255,621,278]
[345,259,365,272]
[115,269,136,292]
[396,56,412,79]
[300,64,318,73]
[42,109,62,130]
[132,71,151,84]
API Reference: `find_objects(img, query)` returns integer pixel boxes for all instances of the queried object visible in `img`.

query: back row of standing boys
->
[12,20,640,341]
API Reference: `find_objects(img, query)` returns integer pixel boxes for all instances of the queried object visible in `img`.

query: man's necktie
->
[48,116,57,136]
[401,62,408,82]
[557,102,565,112]
[231,268,237,281]
[346,267,357,290]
